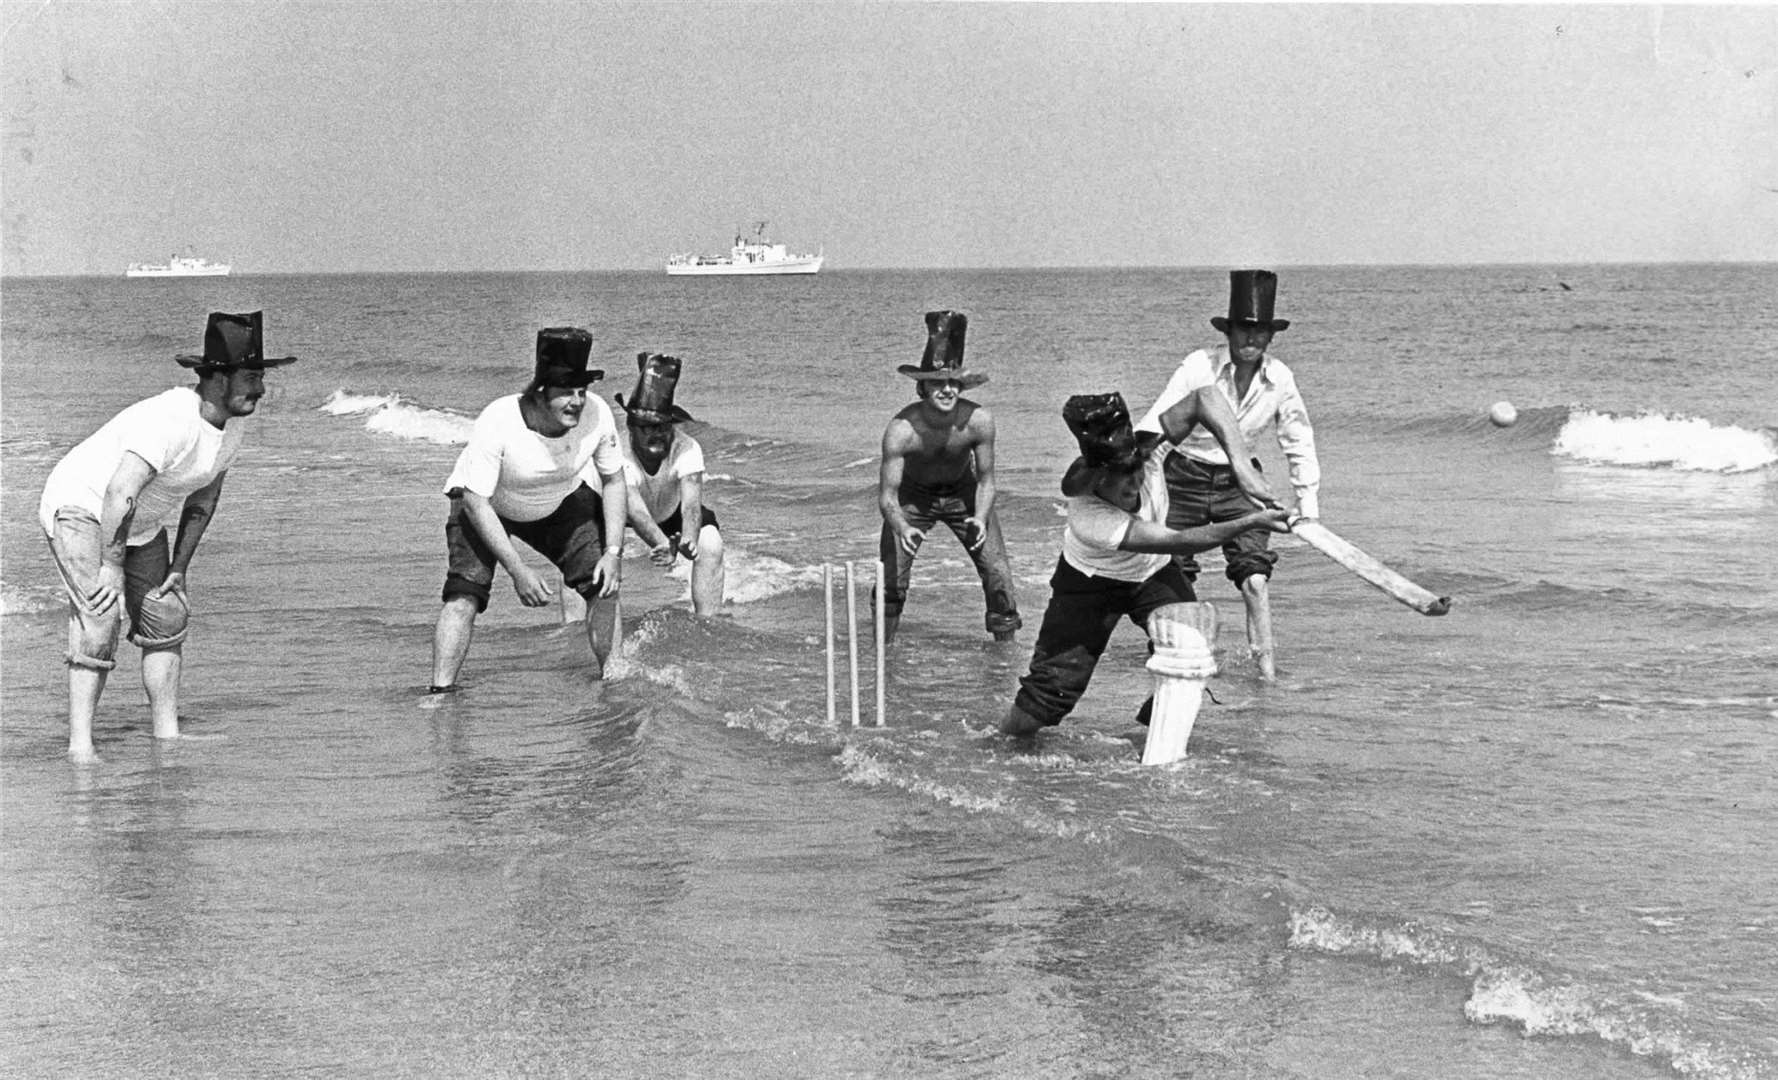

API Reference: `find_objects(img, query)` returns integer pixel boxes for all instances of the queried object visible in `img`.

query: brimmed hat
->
[897,310,988,389]
[1209,269,1291,334]
[174,311,298,370]
[616,352,695,423]
[1063,392,1160,473]
[532,327,604,388]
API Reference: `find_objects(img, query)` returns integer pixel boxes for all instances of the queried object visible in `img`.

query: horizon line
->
[6,258,1776,281]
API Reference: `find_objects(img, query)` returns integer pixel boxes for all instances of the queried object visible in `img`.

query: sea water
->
[2,265,1775,1078]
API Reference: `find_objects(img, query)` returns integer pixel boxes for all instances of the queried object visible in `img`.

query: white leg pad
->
[1143,602,1220,765]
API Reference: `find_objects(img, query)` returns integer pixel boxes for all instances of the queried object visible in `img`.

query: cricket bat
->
[1290,518,1452,616]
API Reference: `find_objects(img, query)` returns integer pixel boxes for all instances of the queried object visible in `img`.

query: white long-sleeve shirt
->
[1135,344,1322,519]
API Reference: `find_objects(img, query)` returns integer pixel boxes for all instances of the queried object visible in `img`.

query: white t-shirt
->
[38,387,244,545]
[443,394,624,522]
[619,430,705,525]
[1060,453,1172,583]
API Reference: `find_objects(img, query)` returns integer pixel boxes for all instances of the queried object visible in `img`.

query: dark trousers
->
[1012,555,1196,727]
[1163,454,1279,585]
[878,481,1021,635]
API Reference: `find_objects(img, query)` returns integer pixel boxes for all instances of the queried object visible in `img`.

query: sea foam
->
[1554,410,1777,473]
[1290,904,1755,1080]
[318,389,473,445]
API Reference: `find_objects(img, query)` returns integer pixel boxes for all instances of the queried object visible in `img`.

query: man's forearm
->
[626,500,666,545]
[1175,387,1248,463]
[1123,510,1272,556]
[170,477,226,575]
[169,503,213,574]
[878,482,906,526]
[98,492,138,566]
[600,474,628,554]
[463,495,528,575]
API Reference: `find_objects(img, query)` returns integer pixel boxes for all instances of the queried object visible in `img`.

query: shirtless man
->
[877,310,1020,643]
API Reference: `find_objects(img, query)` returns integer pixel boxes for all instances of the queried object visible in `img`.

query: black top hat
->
[532,327,604,388]
[174,311,298,370]
[897,310,988,389]
[1210,269,1291,334]
[616,352,695,424]
[1063,392,1160,473]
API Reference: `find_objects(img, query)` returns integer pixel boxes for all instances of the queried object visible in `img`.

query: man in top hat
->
[1002,389,1287,740]
[1134,269,1321,679]
[37,311,296,761]
[615,352,725,617]
[430,327,628,689]
[877,310,1020,643]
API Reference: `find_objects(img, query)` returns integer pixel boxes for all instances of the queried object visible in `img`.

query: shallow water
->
[4,265,1775,1077]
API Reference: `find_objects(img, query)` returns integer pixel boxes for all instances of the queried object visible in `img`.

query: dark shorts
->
[45,509,186,663]
[657,505,720,539]
[442,484,609,613]
[1163,453,1279,585]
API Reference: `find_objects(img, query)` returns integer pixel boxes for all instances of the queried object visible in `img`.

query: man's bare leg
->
[689,524,725,617]
[585,594,620,678]
[67,664,105,763]
[65,610,112,762]
[142,648,183,738]
[431,596,479,690]
[1241,574,1276,680]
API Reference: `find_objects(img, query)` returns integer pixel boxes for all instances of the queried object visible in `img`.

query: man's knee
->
[442,574,492,614]
[128,589,190,650]
[984,597,1022,636]
[696,523,725,561]
[1226,551,1278,586]
[69,608,121,671]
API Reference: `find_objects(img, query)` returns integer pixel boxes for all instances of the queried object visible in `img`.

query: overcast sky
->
[3,1,1773,275]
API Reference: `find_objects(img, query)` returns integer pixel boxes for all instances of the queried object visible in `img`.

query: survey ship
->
[125,253,232,278]
[666,223,822,276]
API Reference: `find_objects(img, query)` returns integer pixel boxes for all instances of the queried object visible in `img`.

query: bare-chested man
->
[877,310,1020,643]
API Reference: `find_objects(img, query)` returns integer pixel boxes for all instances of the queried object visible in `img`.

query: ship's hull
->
[666,256,823,276]
[125,266,232,278]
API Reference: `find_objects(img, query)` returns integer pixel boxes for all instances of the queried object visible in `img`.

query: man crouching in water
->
[38,311,296,761]
[430,327,626,690]
[1001,388,1286,739]
[616,352,725,617]
[877,310,1020,643]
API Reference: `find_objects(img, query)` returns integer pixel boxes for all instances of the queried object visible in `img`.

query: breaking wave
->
[1554,410,1777,474]
[318,389,474,445]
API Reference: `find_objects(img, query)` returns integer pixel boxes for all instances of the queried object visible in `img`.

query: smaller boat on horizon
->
[666,222,822,276]
[125,253,231,278]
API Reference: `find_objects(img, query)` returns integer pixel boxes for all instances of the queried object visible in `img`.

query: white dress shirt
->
[1135,344,1321,518]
